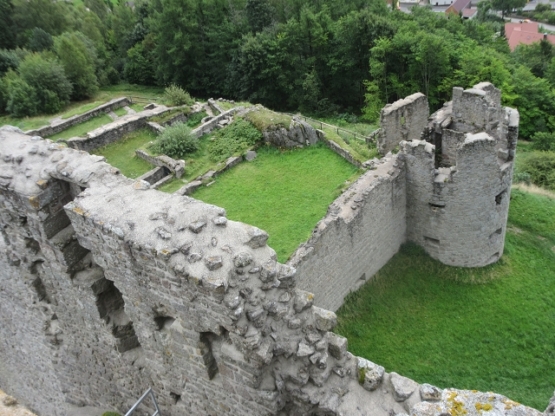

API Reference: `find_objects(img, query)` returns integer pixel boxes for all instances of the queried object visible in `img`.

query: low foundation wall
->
[191,107,241,138]
[26,97,130,138]
[289,154,406,312]
[135,150,185,178]
[67,107,169,153]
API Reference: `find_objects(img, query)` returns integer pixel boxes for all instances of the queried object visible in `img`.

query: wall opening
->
[170,392,181,404]
[495,189,507,205]
[424,236,440,246]
[199,331,228,380]
[32,276,51,304]
[155,316,176,331]
[95,279,141,353]
[429,202,446,209]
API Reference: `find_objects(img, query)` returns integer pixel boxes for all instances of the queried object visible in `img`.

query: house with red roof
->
[445,0,472,15]
[505,21,555,51]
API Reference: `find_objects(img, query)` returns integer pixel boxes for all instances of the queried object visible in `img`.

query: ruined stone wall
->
[0,127,539,416]
[66,106,168,153]
[289,154,406,312]
[404,83,517,267]
[26,98,131,138]
[378,92,429,155]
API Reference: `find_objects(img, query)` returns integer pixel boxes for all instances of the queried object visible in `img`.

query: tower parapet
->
[402,83,518,267]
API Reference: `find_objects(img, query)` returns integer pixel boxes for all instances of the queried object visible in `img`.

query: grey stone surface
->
[390,372,418,402]
[378,92,429,155]
[26,97,130,138]
[245,150,257,161]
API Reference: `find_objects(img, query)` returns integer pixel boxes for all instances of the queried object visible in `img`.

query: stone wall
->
[191,107,241,138]
[289,154,406,311]
[135,150,185,178]
[261,117,320,148]
[0,83,535,416]
[26,97,130,138]
[0,125,540,416]
[378,92,429,155]
[67,106,169,153]
[404,83,517,266]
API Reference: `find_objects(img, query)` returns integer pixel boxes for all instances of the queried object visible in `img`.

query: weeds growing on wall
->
[335,189,555,411]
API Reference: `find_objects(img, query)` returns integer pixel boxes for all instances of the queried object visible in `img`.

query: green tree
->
[512,65,555,138]
[124,40,156,85]
[12,0,69,45]
[54,32,98,99]
[0,0,15,49]
[246,0,273,33]
[18,53,72,113]
[491,0,526,18]
[4,72,37,116]
[27,27,53,52]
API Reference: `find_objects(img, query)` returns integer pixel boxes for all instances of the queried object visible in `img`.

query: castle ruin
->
[0,83,542,416]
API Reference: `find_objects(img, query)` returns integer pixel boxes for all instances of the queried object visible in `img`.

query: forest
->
[1,0,555,154]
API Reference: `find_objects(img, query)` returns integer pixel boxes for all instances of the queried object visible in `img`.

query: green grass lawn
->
[92,129,157,178]
[335,188,555,411]
[0,84,163,132]
[0,114,51,131]
[48,114,113,141]
[60,101,104,119]
[113,107,128,117]
[192,143,361,262]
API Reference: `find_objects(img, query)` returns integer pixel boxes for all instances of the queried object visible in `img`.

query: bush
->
[518,151,555,190]
[185,111,207,128]
[54,32,98,100]
[0,49,21,76]
[513,171,532,185]
[164,84,193,106]
[5,74,37,117]
[531,131,555,151]
[17,53,72,115]
[150,123,198,158]
[207,118,262,161]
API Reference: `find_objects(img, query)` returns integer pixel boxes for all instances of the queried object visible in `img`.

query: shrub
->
[531,131,555,151]
[54,32,98,100]
[27,27,53,52]
[185,111,207,128]
[150,123,198,158]
[513,171,532,185]
[0,49,21,76]
[5,74,37,117]
[207,118,262,161]
[17,52,72,114]
[163,84,193,106]
[518,151,555,190]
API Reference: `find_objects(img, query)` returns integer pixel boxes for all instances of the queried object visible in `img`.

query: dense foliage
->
[207,118,262,161]
[518,151,555,190]
[151,123,198,158]
[0,0,555,151]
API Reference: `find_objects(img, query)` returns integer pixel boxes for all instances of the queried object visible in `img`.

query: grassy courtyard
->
[192,143,361,262]
[335,189,555,410]
[92,129,156,178]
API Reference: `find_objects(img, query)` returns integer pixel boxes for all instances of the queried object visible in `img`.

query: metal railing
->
[284,113,380,143]
[125,387,161,416]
